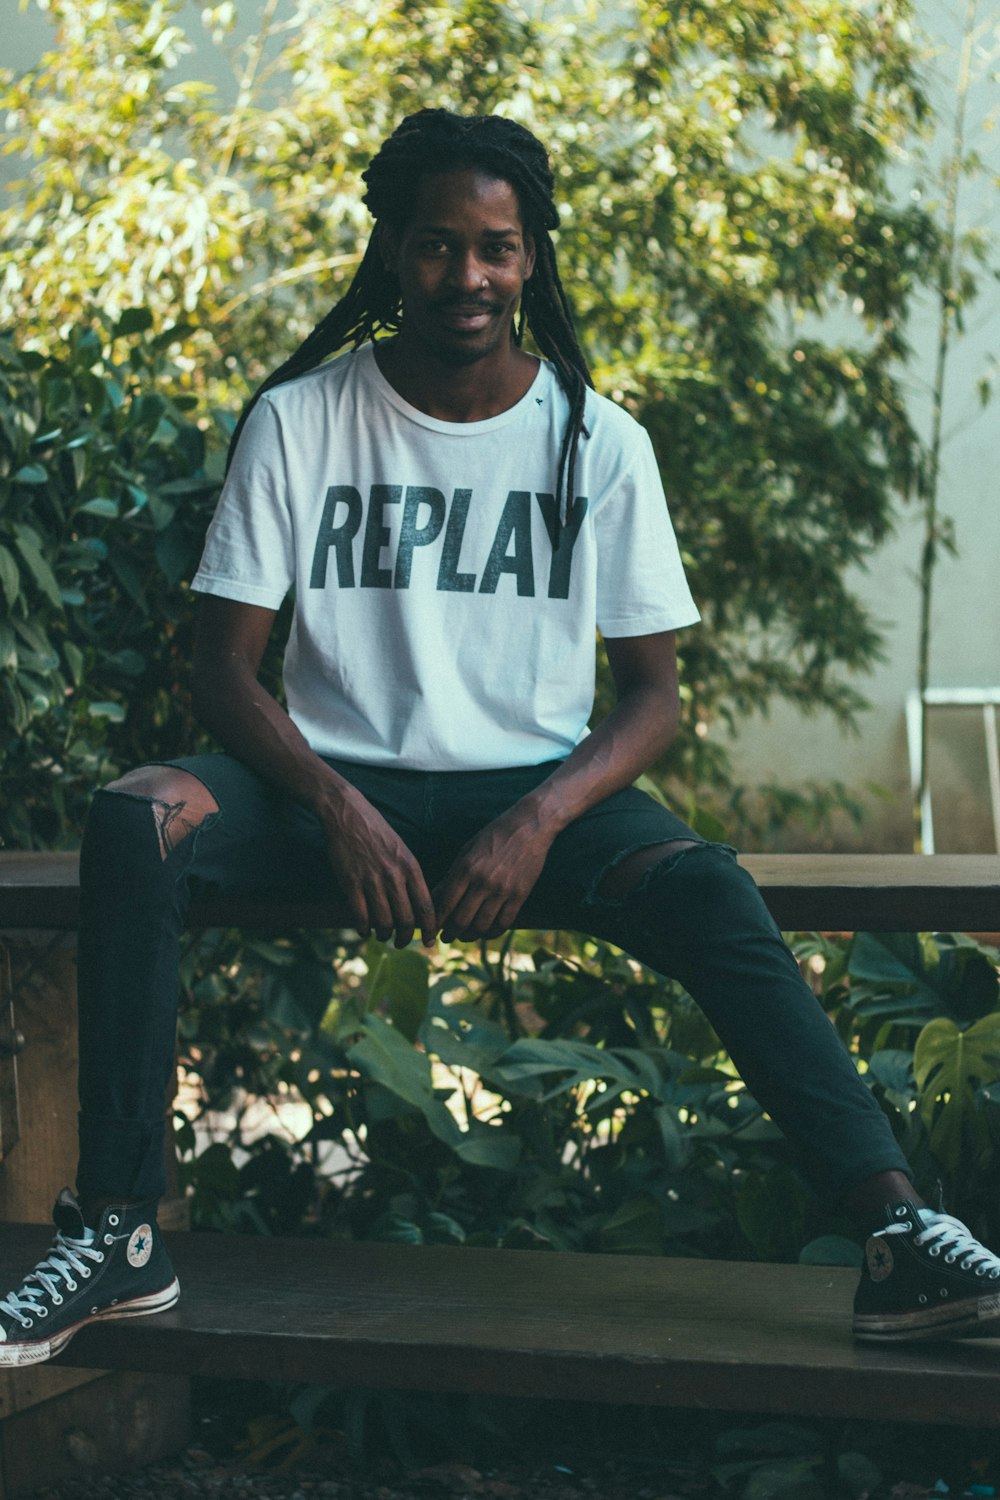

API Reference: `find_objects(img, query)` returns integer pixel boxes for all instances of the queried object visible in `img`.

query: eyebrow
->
[416,224,523,238]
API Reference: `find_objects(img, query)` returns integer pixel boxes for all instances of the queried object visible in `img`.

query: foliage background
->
[2,0,954,843]
[3,0,1000,1292]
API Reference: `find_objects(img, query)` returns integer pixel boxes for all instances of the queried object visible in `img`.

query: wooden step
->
[3,1227,1000,1426]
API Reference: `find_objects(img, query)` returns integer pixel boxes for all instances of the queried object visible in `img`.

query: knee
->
[598,838,701,900]
[99,766,219,860]
[629,841,778,941]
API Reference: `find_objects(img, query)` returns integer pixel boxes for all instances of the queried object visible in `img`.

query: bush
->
[0,316,226,846]
[175,922,1000,1263]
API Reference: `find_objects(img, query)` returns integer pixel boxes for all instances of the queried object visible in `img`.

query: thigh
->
[149,753,424,901]
[519,784,708,931]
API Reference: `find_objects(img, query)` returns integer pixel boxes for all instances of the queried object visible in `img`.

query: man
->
[2,109,998,1366]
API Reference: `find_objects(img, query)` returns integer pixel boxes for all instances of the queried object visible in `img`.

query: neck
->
[374,335,538,422]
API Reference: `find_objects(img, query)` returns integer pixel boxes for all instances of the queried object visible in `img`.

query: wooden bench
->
[1,846,1000,1485]
[2,1225,1000,1427]
[3,847,1000,932]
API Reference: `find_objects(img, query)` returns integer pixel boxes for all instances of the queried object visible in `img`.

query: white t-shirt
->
[191,343,700,770]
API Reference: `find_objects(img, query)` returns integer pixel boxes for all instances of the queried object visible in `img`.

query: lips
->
[436,303,498,331]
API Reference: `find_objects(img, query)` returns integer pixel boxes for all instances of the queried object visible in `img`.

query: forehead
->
[406,168,526,231]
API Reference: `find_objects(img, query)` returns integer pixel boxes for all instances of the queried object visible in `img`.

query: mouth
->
[436,303,498,332]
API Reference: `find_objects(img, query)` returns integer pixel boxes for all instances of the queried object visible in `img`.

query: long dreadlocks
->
[227,108,594,528]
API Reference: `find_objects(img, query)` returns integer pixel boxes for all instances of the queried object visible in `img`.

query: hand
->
[432,809,556,942]
[320,789,436,949]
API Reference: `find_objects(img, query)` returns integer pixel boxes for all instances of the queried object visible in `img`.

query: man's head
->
[377,167,536,369]
[232,109,592,520]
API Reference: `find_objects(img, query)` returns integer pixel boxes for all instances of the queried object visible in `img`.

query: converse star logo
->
[126,1225,153,1268]
[866,1238,894,1282]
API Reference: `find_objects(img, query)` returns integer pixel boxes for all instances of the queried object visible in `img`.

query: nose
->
[447,250,488,295]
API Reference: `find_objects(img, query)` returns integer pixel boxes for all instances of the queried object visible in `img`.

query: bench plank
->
[1,1227,998,1425]
[3,850,1000,933]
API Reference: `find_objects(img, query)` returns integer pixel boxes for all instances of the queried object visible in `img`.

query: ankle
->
[79,1194,145,1229]
[842,1170,926,1236]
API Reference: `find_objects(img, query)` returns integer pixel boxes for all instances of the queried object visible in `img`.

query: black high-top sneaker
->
[854,1199,1000,1341]
[0,1188,179,1366]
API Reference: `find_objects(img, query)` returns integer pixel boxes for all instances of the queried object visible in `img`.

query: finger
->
[364,883,397,946]
[407,871,438,948]
[343,883,371,939]
[442,888,494,943]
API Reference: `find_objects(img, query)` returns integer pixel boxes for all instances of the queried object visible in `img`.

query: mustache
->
[433,296,500,312]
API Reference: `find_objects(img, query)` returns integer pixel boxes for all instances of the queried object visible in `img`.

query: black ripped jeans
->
[77,753,909,1203]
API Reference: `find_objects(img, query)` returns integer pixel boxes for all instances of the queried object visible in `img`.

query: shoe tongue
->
[52,1187,89,1241]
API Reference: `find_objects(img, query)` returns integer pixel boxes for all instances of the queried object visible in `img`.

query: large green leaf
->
[0,545,19,608]
[365,941,429,1042]
[346,1014,459,1149]
[914,1013,1000,1169]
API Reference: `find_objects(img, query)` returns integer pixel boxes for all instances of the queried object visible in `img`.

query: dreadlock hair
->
[226,108,594,528]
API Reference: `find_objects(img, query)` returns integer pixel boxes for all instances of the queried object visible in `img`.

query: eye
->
[486,242,515,258]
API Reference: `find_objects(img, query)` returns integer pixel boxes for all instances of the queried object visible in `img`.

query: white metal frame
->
[905,688,1000,855]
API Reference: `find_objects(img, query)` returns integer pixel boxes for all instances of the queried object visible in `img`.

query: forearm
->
[192,656,352,820]
[519,686,679,836]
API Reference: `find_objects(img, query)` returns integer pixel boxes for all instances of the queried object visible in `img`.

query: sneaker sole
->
[854,1289,1000,1341]
[0,1277,180,1368]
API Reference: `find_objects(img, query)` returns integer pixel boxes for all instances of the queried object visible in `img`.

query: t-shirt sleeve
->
[190,396,294,609]
[594,425,701,637]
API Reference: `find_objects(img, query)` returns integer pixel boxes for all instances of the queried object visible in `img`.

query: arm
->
[192,594,437,948]
[432,629,682,940]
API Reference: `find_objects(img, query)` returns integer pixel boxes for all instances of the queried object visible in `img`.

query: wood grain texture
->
[3,850,1000,933]
[2,1229,999,1426]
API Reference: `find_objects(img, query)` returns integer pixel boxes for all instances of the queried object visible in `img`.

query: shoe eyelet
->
[945,1253,957,1264]
[929,1246,941,1257]
[80,1268,91,1279]
[23,1318,33,1329]
[895,1205,908,1218]
[95,1252,105,1264]
[940,1288,949,1297]
[108,1215,120,1227]
[991,1270,1000,1280]
[90,1306,99,1316]
[918,1294,928,1304]
[103,1235,113,1246]
[976,1267,987,1276]
[52,1295,63,1307]
[36,1307,48,1318]
[65,1281,77,1292]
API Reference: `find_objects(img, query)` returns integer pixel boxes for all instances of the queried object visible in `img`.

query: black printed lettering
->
[360,484,402,589]
[310,486,363,589]
[437,489,477,593]
[479,490,535,597]
[395,487,446,589]
[534,492,589,600]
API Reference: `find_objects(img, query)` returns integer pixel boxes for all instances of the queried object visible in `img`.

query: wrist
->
[302,766,357,822]
[510,781,575,839]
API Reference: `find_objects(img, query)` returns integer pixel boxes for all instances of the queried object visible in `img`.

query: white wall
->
[729,2,1000,852]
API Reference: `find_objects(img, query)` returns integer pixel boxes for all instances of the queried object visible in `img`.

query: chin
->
[432,331,507,368]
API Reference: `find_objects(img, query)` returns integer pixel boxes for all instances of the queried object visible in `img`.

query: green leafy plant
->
[1,0,959,829]
[0,319,227,846]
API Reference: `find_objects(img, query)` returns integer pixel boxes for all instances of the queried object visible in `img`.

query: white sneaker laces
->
[0,1233,106,1329]
[882,1211,1000,1279]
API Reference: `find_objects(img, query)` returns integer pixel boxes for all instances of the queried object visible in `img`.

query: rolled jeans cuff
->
[77,1112,166,1203]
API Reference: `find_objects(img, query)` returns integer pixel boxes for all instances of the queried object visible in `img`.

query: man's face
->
[382,168,536,368]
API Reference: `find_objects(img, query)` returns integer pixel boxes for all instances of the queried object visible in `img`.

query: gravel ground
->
[20,1390,1000,1500]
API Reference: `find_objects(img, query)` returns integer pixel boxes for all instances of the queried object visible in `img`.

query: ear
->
[377,222,399,274]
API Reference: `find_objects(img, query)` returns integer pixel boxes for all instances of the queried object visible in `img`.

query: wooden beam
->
[2,850,1000,933]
